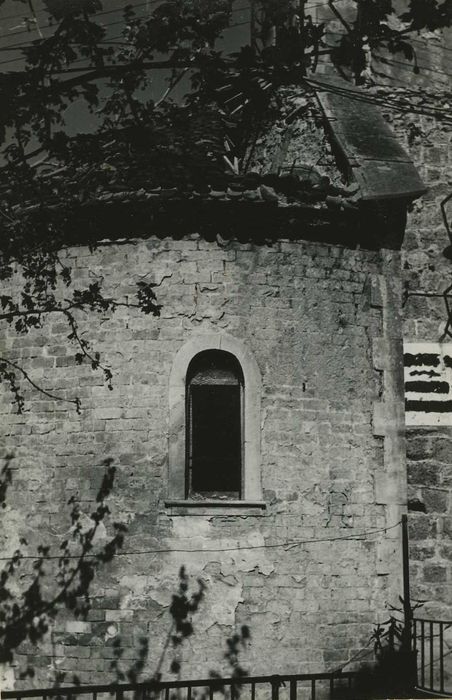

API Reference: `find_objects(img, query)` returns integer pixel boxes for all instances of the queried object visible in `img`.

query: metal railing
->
[1,671,358,700]
[413,617,452,696]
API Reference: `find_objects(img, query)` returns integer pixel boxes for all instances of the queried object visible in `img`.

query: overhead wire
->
[0,13,251,68]
[2,36,451,82]
[368,78,451,103]
[0,0,160,34]
[0,3,250,51]
[1,0,451,68]
[0,57,450,124]
[2,41,451,86]
[0,0,248,25]
[0,0,250,41]
[305,75,452,121]
[0,51,450,123]
[1,0,452,57]
[0,4,450,120]
[322,28,452,60]
[373,53,452,77]
[0,520,402,563]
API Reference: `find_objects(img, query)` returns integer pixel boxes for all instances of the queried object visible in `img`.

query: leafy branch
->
[0,279,160,412]
[0,456,127,668]
[0,0,449,414]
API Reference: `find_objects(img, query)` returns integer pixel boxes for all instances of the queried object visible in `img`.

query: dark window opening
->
[186,350,243,499]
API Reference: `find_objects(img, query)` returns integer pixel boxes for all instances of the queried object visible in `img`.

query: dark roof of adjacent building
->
[248,73,427,205]
[313,73,427,201]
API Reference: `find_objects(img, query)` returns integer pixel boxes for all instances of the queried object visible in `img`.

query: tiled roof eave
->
[9,186,360,217]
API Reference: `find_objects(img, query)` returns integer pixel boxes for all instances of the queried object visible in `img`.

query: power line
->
[0,12,450,118]
[371,71,452,100]
[0,521,401,563]
[0,0,249,26]
[409,36,452,53]
[305,77,452,108]
[2,0,450,61]
[309,71,451,108]
[1,2,449,65]
[0,37,134,53]
[305,75,452,121]
[0,51,450,122]
[0,46,450,124]
[0,1,250,42]
[373,53,452,78]
[0,18,251,68]
[0,0,158,33]
[0,11,249,49]
[370,77,451,103]
[325,28,452,55]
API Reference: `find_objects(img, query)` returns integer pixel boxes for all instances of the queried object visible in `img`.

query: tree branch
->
[0,355,81,412]
[63,309,113,390]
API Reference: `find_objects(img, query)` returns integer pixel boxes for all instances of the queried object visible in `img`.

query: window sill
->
[164,499,267,516]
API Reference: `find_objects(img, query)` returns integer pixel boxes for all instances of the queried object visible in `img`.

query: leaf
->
[380,12,410,31]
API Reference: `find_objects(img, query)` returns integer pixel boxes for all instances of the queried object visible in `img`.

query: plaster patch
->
[197,578,243,630]
[0,508,24,559]
[171,517,212,540]
[75,512,108,543]
[120,575,170,608]
[105,624,119,640]
[0,662,15,690]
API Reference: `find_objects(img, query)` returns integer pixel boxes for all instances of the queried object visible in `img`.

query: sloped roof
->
[313,74,427,201]
[4,74,427,249]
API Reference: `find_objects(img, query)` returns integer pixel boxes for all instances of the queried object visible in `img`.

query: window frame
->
[185,350,244,500]
[167,333,264,512]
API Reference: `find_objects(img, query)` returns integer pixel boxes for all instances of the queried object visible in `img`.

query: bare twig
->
[155,66,190,107]
[27,0,43,39]
[0,355,81,412]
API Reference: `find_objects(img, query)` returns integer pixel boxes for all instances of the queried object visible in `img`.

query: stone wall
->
[406,429,452,617]
[0,233,406,688]
[304,0,452,625]
[385,106,452,622]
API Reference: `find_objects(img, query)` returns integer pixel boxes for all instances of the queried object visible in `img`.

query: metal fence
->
[1,672,358,700]
[413,617,452,696]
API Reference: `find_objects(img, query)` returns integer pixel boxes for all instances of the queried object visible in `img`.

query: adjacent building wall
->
[387,106,452,623]
[312,0,452,625]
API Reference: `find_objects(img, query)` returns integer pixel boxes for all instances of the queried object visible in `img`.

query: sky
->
[0,0,450,139]
[0,0,252,135]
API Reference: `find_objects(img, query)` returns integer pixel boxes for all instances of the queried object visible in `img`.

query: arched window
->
[186,350,243,499]
[167,333,263,508]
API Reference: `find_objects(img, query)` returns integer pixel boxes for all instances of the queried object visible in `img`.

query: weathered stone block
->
[431,438,452,464]
[65,621,92,634]
[424,565,447,583]
[408,514,437,540]
[422,488,449,513]
[409,544,435,561]
[443,517,452,539]
[406,437,434,461]
[408,462,441,486]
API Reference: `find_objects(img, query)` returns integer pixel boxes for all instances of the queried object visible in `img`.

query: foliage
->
[0,454,126,673]
[0,0,450,411]
[352,596,424,698]
[330,0,452,81]
[0,456,249,688]
[209,625,251,698]
[81,565,249,692]
[368,596,423,669]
